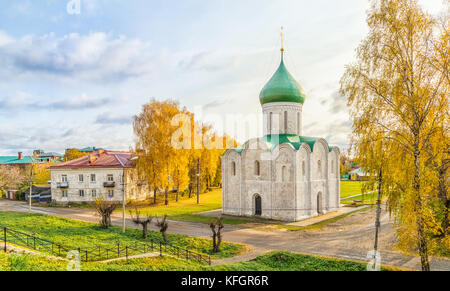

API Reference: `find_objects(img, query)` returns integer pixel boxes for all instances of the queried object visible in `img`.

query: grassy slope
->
[0,251,395,271]
[0,212,243,259]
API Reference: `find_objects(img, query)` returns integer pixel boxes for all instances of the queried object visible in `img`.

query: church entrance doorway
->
[317,192,323,214]
[254,195,262,216]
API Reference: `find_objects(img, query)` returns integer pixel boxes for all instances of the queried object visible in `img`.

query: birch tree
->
[341,0,449,270]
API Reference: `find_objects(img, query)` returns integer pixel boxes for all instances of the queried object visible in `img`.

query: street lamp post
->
[29,161,33,213]
[122,173,126,233]
[196,158,200,204]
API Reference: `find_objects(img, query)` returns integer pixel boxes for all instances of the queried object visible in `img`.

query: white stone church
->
[222,48,340,222]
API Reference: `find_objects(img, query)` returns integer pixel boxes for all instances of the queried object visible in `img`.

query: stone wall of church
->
[262,102,303,135]
[222,151,242,216]
[271,146,296,221]
[222,137,340,222]
[296,146,312,219]
[328,149,340,210]
[241,148,272,218]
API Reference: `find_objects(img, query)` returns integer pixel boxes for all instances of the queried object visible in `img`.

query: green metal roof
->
[78,147,104,152]
[231,134,333,154]
[0,156,38,164]
[259,55,305,105]
[38,152,63,157]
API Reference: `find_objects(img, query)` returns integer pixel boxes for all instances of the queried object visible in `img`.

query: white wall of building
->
[222,134,340,222]
[50,168,150,204]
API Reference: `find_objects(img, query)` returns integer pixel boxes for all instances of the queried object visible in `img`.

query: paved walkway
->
[341,191,377,200]
[285,205,368,227]
[0,199,449,271]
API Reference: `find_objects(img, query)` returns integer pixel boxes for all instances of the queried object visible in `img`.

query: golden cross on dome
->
[280,26,285,53]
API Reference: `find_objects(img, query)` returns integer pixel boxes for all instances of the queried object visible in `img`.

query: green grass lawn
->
[0,250,397,271]
[0,211,244,259]
[341,192,381,205]
[340,181,366,198]
[129,188,223,216]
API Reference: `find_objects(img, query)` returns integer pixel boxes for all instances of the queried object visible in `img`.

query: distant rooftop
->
[38,152,64,158]
[68,147,105,153]
[49,151,133,169]
[0,155,37,165]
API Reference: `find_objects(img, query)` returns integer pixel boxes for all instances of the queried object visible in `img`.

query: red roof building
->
[49,150,134,169]
[49,150,149,204]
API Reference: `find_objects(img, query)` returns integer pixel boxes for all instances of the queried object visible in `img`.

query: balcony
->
[103,181,116,188]
[57,182,69,188]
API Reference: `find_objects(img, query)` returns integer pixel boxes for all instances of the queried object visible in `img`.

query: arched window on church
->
[297,112,301,134]
[284,111,288,133]
[282,166,287,182]
[331,160,334,174]
[269,112,273,134]
[317,160,322,178]
[302,161,306,177]
[232,162,236,176]
[255,160,260,176]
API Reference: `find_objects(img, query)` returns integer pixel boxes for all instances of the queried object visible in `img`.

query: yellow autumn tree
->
[341,0,449,270]
[134,99,239,205]
[134,100,184,205]
[64,149,89,161]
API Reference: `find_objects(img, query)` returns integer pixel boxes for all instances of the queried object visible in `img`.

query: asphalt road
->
[0,199,448,271]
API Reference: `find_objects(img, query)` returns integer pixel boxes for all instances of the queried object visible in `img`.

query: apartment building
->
[49,150,149,204]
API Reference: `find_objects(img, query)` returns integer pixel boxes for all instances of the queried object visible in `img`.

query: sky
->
[0,0,446,155]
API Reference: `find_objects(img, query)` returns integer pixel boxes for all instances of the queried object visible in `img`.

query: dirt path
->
[0,199,448,271]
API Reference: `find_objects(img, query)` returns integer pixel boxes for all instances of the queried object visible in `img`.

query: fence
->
[1,227,211,265]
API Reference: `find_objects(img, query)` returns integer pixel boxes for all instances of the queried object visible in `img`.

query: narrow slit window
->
[255,161,260,176]
[269,112,273,133]
[284,111,288,133]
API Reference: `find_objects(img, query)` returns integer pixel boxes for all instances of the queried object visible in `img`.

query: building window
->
[91,174,96,182]
[62,190,68,198]
[269,112,273,133]
[302,161,306,176]
[79,174,84,182]
[318,160,322,178]
[284,111,288,133]
[232,162,236,176]
[108,190,114,198]
[91,189,97,197]
[255,161,260,176]
[297,112,301,133]
[331,160,334,174]
[62,175,67,182]
[282,166,287,182]
[79,190,85,197]
[107,174,114,182]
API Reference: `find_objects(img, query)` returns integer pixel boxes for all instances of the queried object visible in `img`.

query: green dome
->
[259,56,305,105]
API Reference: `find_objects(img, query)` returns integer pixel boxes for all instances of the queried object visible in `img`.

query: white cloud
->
[0,92,112,111]
[0,31,161,82]
[0,31,13,46]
